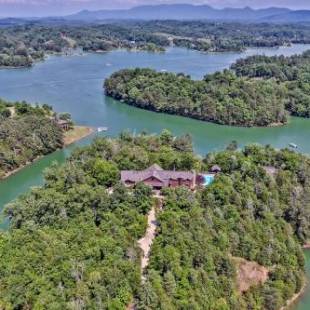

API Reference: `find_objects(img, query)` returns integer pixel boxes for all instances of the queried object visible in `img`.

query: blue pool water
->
[203,175,215,186]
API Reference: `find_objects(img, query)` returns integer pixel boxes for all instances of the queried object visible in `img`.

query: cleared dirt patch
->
[233,257,269,293]
[64,126,93,146]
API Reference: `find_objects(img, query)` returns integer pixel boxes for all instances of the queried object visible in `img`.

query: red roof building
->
[121,164,196,190]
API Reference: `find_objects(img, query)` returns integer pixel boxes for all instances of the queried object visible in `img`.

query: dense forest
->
[1,131,310,309]
[232,50,310,117]
[104,68,288,127]
[1,21,310,67]
[139,142,310,309]
[1,131,196,308]
[0,99,64,178]
[130,20,310,52]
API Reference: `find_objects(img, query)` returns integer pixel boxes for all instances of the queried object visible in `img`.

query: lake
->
[0,45,310,309]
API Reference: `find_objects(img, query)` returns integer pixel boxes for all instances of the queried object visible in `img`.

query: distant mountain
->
[261,10,310,23]
[1,4,309,25]
[0,17,27,26]
[67,4,293,22]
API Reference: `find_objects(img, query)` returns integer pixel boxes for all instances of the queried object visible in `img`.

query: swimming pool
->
[202,174,215,186]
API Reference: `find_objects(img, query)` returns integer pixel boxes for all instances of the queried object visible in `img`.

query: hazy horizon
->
[0,0,310,18]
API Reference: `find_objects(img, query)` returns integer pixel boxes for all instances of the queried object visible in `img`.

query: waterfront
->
[0,45,310,308]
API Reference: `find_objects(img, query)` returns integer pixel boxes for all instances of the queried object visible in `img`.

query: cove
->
[1,45,310,309]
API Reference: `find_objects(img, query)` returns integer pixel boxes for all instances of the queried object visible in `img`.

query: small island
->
[104,50,310,127]
[0,99,93,180]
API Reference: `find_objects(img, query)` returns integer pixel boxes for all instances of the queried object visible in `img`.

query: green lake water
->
[0,45,310,309]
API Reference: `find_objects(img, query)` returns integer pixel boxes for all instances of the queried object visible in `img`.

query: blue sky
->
[0,0,309,17]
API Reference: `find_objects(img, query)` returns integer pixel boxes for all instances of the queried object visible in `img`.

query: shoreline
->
[63,126,94,146]
[0,43,307,70]
[109,96,288,129]
[303,243,310,249]
[281,246,310,309]
[2,155,44,180]
[0,126,94,181]
[280,280,307,310]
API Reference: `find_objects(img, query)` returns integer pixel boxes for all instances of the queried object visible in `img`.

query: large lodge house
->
[121,164,219,190]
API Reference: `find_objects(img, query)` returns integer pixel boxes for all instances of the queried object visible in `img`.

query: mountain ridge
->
[260,10,310,23]
[1,4,310,24]
[66,4,301,22]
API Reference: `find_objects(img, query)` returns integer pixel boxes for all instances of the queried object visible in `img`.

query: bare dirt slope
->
[233,257,269,293]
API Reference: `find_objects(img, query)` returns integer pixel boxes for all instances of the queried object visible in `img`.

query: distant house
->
[121,164,196,190]
[56,119,70,131]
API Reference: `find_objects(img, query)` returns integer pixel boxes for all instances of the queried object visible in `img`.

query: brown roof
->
[121,164,194,187]
[57,119,70,125]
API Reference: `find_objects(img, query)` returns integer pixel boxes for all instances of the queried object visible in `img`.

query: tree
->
[226,140,238,152]
[92,159,119,187]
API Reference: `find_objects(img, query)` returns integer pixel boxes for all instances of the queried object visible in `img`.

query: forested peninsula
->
[0,99,91,179]
[104,50,310,127]
[1,21,310,68]
[104,68,288,127]
[1,131,310,309]
[0,100,64,179]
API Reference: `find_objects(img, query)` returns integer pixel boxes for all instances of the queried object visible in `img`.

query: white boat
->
[289,143,298,149]
[97,127,108,132]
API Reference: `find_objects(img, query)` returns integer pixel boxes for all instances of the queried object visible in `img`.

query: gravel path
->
[138,206,158,271]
